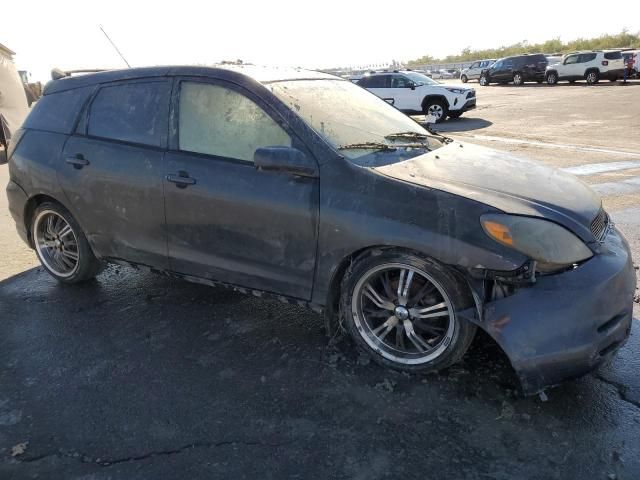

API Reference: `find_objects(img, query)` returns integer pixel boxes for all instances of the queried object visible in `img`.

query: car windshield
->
[269,79,443,161]
[402,72,439,86]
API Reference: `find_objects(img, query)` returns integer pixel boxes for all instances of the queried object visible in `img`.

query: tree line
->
[407,30,640,65]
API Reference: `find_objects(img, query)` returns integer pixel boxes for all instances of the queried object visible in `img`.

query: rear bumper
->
[6,179,31,247]
[480,227,636,395]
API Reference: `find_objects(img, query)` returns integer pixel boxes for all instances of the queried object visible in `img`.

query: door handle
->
[65,154,89,169]
[166,172,196,188]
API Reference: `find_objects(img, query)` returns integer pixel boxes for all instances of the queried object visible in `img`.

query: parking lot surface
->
[1,79,639,479]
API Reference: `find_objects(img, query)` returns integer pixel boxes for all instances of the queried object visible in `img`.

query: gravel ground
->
[0,79,639,479]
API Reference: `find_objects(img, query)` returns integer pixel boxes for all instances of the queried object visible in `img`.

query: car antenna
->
[99,25,131,68]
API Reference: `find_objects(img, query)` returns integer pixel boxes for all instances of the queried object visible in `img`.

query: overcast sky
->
[3,0,640,82]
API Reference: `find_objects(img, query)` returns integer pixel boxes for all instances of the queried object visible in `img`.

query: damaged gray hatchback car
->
[5,65,636,395]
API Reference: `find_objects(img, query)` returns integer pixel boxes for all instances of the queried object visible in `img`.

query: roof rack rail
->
[51,68,109,80]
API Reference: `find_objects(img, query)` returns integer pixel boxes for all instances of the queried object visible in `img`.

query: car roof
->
[43,64,340,95]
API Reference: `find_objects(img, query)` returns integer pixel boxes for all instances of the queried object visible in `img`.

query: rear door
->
[59,79,171,268]
[360,75,395,106]
[163,78,319,299]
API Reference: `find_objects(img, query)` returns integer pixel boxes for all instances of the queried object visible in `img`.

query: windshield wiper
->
[423,124,454,144]
[338,142,398,151]
[385,131,430,141]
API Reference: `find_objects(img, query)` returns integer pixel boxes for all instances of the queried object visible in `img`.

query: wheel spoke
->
[409,302,449,319]
[58,224,73,239]
[407,281,435,306]
[372,315,398,341]
[362,283,395,311]
[61,250,79,261]
[397,269,414,305]
[403,320,432,353]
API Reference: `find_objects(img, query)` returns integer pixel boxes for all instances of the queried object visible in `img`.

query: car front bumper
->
[477,227,636,396]
[450,96,477,113]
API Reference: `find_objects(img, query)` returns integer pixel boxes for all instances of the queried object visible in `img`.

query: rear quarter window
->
[604,51,622,60]
[87,81,170,147]
[23,86,93,134]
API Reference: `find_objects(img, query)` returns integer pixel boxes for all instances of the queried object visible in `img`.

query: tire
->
[31,202,103,283]
[460,75,468,83]
[479,75,489,86]
[340,249,476,374]
[423,99,448,123]
[546,72,558,85]
[513,72,524,86]
[448,111,463,119]
[586,70,599,85]
[609,77,617,82]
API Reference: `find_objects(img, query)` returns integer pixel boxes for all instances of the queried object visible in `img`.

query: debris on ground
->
[10,442,28,457]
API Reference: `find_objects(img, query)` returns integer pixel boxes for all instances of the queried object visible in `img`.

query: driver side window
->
[178,82,292,162]
[564,55,579,65]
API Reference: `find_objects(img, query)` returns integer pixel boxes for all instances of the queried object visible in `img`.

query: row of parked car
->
[460,49,638,86]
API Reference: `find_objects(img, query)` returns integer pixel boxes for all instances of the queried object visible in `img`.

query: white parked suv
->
[357,71,476,123]
[460,59,495,83]
[545,50,625,85]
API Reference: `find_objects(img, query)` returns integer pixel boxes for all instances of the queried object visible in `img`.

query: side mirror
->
[254,146,318,178]
[408,82,416,90]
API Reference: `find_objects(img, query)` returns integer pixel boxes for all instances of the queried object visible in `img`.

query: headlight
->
[481,214,593,271]
[445,88,466,94]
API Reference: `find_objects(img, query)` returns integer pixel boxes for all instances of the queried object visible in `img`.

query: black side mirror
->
[408,82,416,90]
[254,146,318,178]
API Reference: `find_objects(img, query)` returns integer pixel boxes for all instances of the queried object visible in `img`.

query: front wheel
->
[31,202,103,283]
[460,75,468,83]
[546,72,558,85]
[513,73,524,85]
[340,250,476,373]
[423,99,448,123]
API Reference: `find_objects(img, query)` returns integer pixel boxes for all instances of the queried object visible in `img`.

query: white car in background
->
[460,59,496,83]
[545,50,625,85]
[357,70,476,123]
[432,69,454,79]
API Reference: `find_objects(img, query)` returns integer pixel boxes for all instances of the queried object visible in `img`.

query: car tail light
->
[602,60,609,66]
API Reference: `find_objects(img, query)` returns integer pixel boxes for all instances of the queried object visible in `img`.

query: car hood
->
[374,142,601,240]
[432,83,472,91]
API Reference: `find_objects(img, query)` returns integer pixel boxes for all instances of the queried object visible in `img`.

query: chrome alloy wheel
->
[351,263,456,365]
[427,104,444,120]
[586,72,598,84]
[34,210,80,278]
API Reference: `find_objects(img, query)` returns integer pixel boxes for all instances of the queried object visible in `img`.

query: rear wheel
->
[479,75,489,86]
[423,99,448,123]
[340,250,476,373]
[460,75,468,83]
[31,202,103,283]
[586,70,599,85]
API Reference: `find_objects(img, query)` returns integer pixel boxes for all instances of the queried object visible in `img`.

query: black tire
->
[340,249,476,374]
[479,75,489,86]
[546,72,558,85]
[448,111,463,119]
[423,99,448,123]
[585,70,599,85]
[609,77,617,82]
[460,75,468,83]
[512,72,524,86]
[31,201,103,283]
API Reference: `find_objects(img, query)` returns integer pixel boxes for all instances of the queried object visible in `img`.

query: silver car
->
[460,59,495,83]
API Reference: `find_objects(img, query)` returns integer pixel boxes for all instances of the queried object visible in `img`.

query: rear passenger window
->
[178,82,291,162]
[604,51,622,60]
[359,75,390,88]
[580,53,597,63]
[24,86,93,134]
[87,81,170,147]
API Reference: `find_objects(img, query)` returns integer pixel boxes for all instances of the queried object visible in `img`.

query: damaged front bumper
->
[472,227,636,396]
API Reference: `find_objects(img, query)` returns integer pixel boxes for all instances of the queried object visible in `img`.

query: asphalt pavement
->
[1,79,639,479]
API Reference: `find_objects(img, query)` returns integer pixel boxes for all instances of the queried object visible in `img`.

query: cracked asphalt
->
[1,81,640,479]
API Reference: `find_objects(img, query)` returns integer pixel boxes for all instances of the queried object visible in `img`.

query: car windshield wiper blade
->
[338,142,398,151]
[385,131,430,140]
